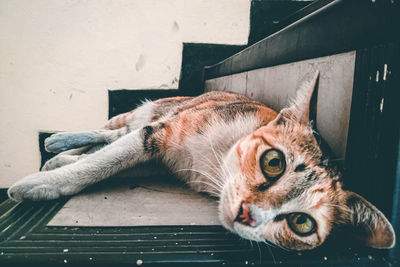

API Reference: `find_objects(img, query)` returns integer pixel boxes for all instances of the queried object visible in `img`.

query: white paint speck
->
[136,259,143,266]
[383,64,388,80]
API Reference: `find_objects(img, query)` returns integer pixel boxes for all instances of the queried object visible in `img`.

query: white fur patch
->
[168,115,261,194]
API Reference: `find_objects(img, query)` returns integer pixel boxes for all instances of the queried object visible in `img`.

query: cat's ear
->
[343,191,395,248]
[274,70,319,126]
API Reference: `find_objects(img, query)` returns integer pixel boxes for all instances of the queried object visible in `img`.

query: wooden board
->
[47,176,220,227]
[205,51,356,160]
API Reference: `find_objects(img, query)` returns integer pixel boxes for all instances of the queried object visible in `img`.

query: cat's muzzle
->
[234,203,256,227]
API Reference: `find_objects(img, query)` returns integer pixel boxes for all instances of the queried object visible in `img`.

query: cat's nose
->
[235,203,256,227]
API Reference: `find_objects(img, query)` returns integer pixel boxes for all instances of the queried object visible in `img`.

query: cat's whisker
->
[203,136,230,184]
[184,180,221,192]
[266,243,276,264]
[175,168,224,189]
[180,134,232,193]
[206,134,223,167]
[186,180,222,193]
[208,142,232,181]
[182,176,223,194]
[185,181,220,196]
[195,152,226,184]
[183,138,226,181]
[256,241,263,264]
[218,159,235,187]
[263,239,289,252]
[249,240,254,248]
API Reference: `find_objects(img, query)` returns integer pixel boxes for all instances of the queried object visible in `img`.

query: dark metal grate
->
[0,198,395,266]
[0,199,260,265]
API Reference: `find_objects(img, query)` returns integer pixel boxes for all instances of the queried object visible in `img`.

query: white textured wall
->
[0,0,250,187]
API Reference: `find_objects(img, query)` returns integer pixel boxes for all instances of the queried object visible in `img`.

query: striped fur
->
[8,72,395,250]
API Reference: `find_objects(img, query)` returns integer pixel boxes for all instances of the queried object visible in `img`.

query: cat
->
[7,71,395,251]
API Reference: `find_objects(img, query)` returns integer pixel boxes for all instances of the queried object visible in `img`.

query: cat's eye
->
[287,213,316,236]
[260,149,286,180]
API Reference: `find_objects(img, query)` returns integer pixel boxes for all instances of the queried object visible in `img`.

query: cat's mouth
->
[234,203,256,227]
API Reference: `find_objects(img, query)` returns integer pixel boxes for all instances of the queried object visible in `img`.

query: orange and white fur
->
[8,72,395,250]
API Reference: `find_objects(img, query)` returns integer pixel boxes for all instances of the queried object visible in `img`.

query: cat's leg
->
[44,99,169,153]
[41,144,107,171]
[8,125,159,201]
[45,128,129,154]
[41,146,89,171]
[41,154,84,171]
[44,100,157,153]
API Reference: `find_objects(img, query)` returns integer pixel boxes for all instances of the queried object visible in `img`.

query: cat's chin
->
[218,199,258,237]
[232,222,264,242]
[218,212,262,242]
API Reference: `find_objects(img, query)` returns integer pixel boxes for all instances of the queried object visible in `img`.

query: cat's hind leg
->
[44,100,163,153]
[45,128,128,153]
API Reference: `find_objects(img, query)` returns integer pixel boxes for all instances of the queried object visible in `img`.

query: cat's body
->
[8,72,395,250]
[42,91,275,197]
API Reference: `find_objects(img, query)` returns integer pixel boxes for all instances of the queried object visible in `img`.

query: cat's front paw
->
[41,155,81,171]
[7,173,62,202]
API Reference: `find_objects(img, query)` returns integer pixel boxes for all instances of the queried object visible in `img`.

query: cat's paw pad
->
[7,175,61,202]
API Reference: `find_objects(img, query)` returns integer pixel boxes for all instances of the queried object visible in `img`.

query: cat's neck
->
[172,114,264,196]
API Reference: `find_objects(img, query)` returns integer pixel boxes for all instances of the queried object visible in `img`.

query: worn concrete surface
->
[48,176,220,226]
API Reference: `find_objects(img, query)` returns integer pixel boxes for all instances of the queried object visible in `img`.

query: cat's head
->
[219,71,396,250]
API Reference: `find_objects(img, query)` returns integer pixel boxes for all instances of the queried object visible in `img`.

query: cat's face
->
[219,118,343,250]
[218,72,395,250]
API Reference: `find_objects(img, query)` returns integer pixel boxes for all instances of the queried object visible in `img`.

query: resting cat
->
[7,71,395,250]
